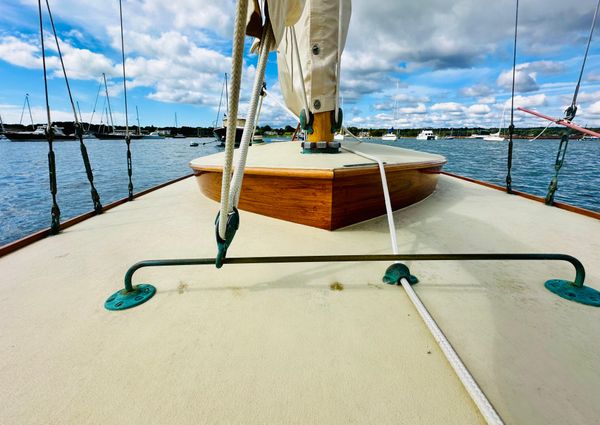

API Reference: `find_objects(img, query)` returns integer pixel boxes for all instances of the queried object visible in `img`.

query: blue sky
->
[2,0,600,129]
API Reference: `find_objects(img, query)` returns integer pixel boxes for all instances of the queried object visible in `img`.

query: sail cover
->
[247,0,352,117]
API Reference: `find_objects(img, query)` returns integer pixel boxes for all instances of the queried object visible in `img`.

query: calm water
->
[1,136,599,246]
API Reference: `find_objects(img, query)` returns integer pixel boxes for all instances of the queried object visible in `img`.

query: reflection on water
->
[0,136,599,246]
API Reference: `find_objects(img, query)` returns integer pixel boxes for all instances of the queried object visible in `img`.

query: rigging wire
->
[545,0,600,205]
[505,0,519,194]
[44,0,102,213]
[89,82,102,132]
[118,0,134,200]
[37,0,60,234]
[569,0,600,117]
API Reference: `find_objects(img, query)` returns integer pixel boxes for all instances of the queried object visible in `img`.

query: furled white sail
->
[247,0,351,117]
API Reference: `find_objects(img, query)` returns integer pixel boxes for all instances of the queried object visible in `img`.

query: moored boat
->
[4,125,77,141]
[214,117,246,147]
[416,129,437,140]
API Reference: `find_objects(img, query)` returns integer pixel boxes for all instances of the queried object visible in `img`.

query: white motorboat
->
[416,130,437,140]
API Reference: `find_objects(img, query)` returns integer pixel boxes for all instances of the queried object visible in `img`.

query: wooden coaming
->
[193,161,444,230]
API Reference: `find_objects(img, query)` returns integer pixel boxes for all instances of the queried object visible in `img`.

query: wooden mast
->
[307,112,334,143]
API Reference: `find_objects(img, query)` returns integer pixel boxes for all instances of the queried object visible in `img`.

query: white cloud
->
[431,102,463,112]
[467,104,491,115]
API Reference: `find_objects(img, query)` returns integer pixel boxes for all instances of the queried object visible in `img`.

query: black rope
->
[506,0,519,194]
[545,0,599,205]
[37,0,60,234]
[119,0,134,200]
[45,0,102,214]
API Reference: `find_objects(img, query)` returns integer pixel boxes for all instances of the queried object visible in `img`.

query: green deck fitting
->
[104,284,156,311]
[545,279,600,307]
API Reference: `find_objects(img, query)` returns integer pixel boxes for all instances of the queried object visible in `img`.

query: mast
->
[102,73,115,132]
[76,101,84,127]
[20,94,34,128]
[135,105,141,135]
[215,72,227,129]
[175,112,178,129]
[0,113,5,133]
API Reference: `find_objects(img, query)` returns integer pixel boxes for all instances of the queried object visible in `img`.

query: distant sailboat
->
[213,73,244,147]
[94,73,142,140]
[173,113,186,138]
[484,104,507,141]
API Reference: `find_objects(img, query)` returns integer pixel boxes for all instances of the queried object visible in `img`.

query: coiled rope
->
[45,0,102,214]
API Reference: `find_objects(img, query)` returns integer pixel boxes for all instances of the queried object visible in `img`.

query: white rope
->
[252,93,264,141]
[218,0,248,239]
[291,27,310,116]
[528,120,554,142]
[341,145,504,425]
[262,88,300,121]
[228,25,273,208]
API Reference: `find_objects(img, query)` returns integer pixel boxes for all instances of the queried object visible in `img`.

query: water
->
[1,136,599,246]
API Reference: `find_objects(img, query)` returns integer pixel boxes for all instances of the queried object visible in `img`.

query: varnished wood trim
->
[191,159,446,179]
[192,165,334,179]
[195,163,444,230]
[0,174,194,258]
[442,171,600,220]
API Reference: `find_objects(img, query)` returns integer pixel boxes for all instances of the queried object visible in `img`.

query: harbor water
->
[1,136,599,246]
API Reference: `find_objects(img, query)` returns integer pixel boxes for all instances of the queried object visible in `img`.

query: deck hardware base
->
[105,284,156,311]
[545,279,600,307]
[301,141,341,154]
[215,207,240,269]
[382,263,419,286]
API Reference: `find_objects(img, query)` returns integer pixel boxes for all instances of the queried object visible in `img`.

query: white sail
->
[247,0,352,117]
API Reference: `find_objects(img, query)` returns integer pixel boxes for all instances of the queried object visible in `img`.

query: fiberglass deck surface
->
[190,140,446,170]
[1,174,599,425]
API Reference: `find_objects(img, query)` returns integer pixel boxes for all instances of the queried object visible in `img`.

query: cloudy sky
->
[1,0,600,129]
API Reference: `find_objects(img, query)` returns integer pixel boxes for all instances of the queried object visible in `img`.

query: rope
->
[506,0,519,194]
[229,24,273,208]
[262,87,300,121]
[118,0,134,200]
[218,0,248,239]
[37,0,60,234]
[45,0,102,214]
[528,121,554,142]
[342,144,504,425]
[252,82,266,140]
[398,277,504,425]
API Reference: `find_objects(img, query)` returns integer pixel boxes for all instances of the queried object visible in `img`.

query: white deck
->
[1,174,599,424]
[190,140,446,170]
